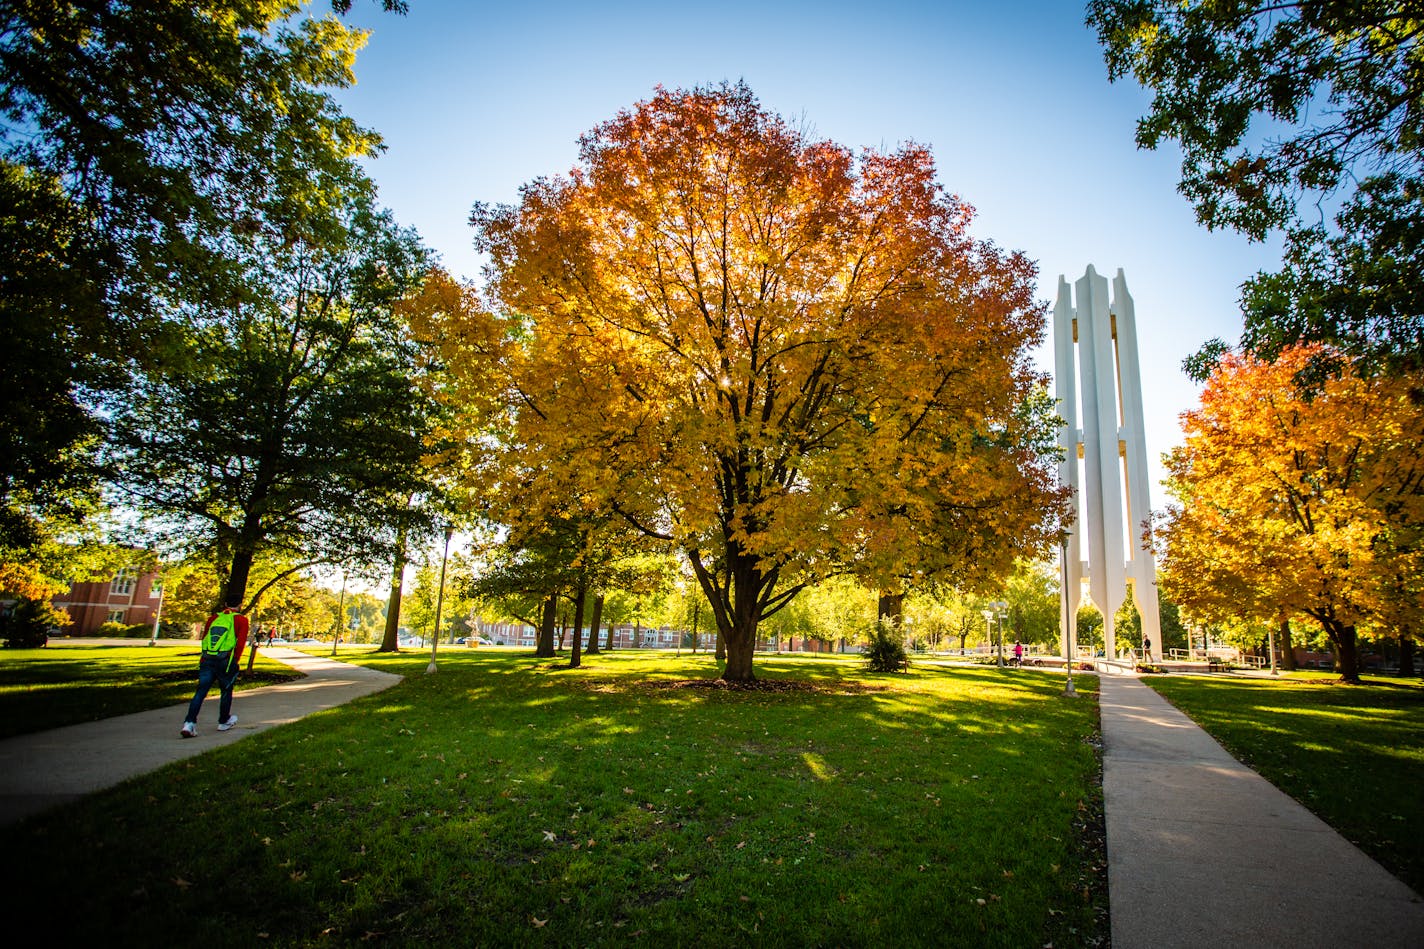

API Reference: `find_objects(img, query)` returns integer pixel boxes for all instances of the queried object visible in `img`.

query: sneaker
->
[180,722,196,738]
[217,715,238,732]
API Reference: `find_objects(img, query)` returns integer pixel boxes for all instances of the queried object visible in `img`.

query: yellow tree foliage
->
[1161,345,1424,683]
[456,83,1064,681]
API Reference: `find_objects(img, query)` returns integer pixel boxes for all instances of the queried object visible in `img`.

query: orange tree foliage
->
[456,83,1065,681]
[1160,345,1424,683]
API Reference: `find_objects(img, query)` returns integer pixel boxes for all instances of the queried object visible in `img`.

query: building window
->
[106,610,126,624]
[111,567,136,597]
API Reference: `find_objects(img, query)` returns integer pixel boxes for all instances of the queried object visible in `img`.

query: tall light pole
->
[147,567,165,647]
[331,573,346,657]
[427,524,454,675]
[990,600,1008,667]
[1060,530,1076,697]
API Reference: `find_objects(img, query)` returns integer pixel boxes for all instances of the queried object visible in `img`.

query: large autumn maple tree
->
[1160,345,1424,683]
[464,83,1063,681]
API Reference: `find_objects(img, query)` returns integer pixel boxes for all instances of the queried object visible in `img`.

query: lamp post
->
[148,568,165,647]
[427,524,454,675]
[989,600,1008,667]
[1268,621,1279,675]
[1060,530,1076,696]
[331,573,346,657]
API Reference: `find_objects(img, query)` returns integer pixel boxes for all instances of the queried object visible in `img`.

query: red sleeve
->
[234,613,249,663]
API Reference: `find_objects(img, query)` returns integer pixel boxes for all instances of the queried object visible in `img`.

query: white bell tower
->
[1054,266,1161,663]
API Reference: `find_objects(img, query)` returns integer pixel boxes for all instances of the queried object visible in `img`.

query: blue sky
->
[334,0,1284,497]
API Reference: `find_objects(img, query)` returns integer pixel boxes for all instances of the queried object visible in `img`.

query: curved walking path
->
[1100,671,1424,948]
[0,647,401,827]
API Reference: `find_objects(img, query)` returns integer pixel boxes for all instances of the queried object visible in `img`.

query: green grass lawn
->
[0,643,302,740]
[1145,672,1424,894]
[0,649,1106,947]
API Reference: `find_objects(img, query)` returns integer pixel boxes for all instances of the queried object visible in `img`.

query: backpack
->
[203,610,238,657]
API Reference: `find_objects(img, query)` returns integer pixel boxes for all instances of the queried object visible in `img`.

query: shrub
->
[863,618,909,673]
[0,597,63,648]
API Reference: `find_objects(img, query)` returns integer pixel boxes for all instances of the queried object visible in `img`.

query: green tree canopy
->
[106,193,436,610]
[0,1,405,555]
[1089,1,1424,371]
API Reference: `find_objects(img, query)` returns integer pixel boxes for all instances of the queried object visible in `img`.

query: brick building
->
[51,566,162,636]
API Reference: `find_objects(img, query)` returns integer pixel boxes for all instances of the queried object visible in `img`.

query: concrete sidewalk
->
[0,648,401,828]
[1100,672,1424,948]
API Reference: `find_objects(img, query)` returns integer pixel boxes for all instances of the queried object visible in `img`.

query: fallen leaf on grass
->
[531,917,548,929]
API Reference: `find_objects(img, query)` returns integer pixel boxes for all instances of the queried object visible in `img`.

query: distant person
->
[181,596,249,738]
[1012,641,1023,665]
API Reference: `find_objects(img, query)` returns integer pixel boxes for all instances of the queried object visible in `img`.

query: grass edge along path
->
[1,651,1108,947]
[1144,672,1424,896]
[0,643,301,740]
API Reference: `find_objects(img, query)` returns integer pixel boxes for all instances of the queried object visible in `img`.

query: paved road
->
[0,647,401,827]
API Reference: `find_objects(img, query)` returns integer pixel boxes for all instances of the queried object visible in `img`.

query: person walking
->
[1012,640,1024,666]
[181,596,249,738]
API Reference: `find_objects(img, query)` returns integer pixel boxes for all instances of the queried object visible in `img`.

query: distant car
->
[295,637,320,644]
[269,637,289,645]
[454,637,467,644]
[477,637,494,646]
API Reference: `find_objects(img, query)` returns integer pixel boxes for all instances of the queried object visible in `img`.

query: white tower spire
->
[1054,267,1162,663]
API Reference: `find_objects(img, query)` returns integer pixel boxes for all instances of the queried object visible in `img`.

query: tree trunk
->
[721,629,756,680]
[1279,617,1297,671]
[224,544,257,609]
[605,615,615,651]
[1400,633,1415,677]
[877,592,905,625]
[715,554,771,682]
[535,593,557,658]
[378,528,407,652]
[569,582,586,669]
[1324,618,1361,684]
[715,630,725,661]
[633,616,641,648]
[586,595,603,654]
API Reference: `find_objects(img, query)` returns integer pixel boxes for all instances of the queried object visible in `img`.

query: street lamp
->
[427,524,454,675]
[990,600,1008,667]
[148,567,165,647]
[1060,530,1076,697]
[332,572,346,657]
[985,598,1008,664]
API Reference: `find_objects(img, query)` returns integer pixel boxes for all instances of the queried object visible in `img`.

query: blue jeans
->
[184,651,238,725]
